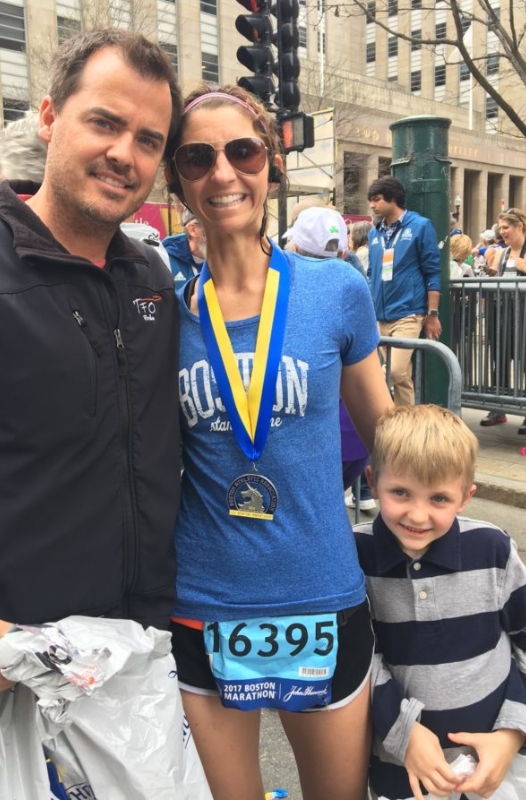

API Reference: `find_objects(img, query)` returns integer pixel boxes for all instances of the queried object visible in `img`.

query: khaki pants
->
[378,314,425,406]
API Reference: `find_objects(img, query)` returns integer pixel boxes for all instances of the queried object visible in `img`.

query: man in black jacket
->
[0,29,182,677]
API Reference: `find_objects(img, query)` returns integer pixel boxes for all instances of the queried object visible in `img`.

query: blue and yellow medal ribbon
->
[197,245,290,462]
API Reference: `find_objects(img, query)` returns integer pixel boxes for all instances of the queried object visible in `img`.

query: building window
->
[461,17,471,34]
[459,62,470,81]
[388,0,397,15]
[0,3,26,52]
[366,2,375,22]
[486,96,498,119]
[411,29,421,50]
[366,42,376,63]
[109,0,131,29]
[388,36,398,57]
[411,0,421,7]
[317,30,325,53]
[434,64,446,86]
[200,0,216,14]
[388,75,398,82]
[202,52,218,82]
[487,7,500,22]
[487,54,499,75]
[411,70,421,92]
[379,157,391,176]
[3,96,28,124]
[435,22,446,39]
[299,26,307,48]
[57,16,81,45]
[161,41,178,71]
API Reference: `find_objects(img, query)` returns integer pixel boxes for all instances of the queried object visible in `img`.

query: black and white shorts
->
[171,600,374,711]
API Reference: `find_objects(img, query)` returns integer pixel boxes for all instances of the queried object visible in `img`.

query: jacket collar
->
[0,181,149,269]
[372,512,462,574]
[162,232,193,260]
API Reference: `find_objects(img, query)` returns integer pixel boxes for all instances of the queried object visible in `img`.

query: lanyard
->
[381,226,403,250]
[197,245,290,462]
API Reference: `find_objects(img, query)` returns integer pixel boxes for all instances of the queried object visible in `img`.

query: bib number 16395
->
[206,619,335,659]
[204,613,338,712]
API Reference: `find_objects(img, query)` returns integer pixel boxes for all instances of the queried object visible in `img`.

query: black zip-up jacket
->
[0,182,180,629]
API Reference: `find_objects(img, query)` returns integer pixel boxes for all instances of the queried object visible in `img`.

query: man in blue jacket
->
[163,207,206,290]
[367,176,441,405]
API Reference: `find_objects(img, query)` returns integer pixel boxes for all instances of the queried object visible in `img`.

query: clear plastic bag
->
[0,616,212,800]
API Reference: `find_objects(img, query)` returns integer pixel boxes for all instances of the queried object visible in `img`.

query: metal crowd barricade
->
[380,336,463,416]
[450,276,526,416]
[349,336,463,524]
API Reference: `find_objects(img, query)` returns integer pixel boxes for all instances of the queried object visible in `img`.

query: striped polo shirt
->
[354,514,526,800]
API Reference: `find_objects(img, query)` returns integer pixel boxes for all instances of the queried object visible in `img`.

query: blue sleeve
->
[340,268,380,366]
[416,219,442,292]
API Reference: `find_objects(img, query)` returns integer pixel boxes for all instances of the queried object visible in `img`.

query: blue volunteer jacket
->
[367,209,441,322]
[162,232,201,291]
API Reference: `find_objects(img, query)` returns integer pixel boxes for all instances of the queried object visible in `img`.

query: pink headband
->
[183,92,258,116]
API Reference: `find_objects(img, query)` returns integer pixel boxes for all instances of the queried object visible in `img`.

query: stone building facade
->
[1,0,524,237]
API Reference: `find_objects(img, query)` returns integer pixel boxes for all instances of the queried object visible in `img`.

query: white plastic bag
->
[0,684,52,799]
[0,616,212,800]
[484,752,526,800]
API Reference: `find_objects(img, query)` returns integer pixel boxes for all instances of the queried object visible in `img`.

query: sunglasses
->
[174,137,268,182]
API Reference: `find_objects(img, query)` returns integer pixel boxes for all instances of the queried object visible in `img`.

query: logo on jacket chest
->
[133,294,162,322]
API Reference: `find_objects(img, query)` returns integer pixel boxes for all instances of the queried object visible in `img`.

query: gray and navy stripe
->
[354,515,526,800]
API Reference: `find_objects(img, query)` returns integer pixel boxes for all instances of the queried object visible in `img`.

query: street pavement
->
[462,407,526,516]
[259,407,526,798]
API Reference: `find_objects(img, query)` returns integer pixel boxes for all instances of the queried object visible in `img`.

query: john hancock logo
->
[133,294,162,322]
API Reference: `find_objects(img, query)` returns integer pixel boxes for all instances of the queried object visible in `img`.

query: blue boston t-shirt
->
[174,249,379,622]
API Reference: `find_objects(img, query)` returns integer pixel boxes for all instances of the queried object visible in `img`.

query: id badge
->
[204,613,338,712]
[382,248,394,282]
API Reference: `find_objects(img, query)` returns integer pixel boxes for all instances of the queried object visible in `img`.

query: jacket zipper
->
[112,324,140,616]
[72,310,99,418]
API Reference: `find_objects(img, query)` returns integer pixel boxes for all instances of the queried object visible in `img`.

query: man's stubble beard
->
[47,156,150,238]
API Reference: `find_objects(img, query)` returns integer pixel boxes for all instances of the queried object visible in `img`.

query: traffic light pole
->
[234,0,315,243]
[278,158,288,245]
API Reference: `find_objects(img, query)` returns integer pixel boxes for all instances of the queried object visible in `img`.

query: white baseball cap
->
[182,207,199,226]
[289,207,348,258]
[480,229,495,242]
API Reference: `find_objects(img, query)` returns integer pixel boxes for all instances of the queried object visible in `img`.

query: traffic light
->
[279,111,315,154]
[275,0,300,112]
[235,0,276,107]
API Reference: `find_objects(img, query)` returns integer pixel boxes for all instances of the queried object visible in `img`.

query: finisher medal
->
[227,473,279,520]
[197,245,290,519]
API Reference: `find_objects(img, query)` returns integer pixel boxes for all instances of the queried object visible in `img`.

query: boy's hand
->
[448,728,524,798]
[404,722,461,800]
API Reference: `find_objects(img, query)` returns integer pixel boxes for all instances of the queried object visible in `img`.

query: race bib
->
[204,613,338,711]
[382,248,394,281]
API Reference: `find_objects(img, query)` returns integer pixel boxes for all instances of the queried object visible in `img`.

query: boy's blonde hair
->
[370,405,478,492]
[450,233,473,263]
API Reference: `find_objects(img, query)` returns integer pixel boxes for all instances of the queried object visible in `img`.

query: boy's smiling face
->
[367,466,476,559]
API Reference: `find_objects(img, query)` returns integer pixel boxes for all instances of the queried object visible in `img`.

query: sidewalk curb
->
[475,473,526,510]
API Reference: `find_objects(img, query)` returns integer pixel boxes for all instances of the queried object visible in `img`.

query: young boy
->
[354,405,526,800]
